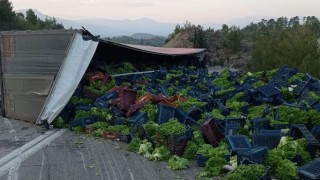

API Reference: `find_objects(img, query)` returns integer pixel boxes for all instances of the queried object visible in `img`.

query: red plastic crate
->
[200,118,224,147]
[119,89,137,110]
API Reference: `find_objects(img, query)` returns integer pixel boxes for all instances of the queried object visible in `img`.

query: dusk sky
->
[12,0,320,24]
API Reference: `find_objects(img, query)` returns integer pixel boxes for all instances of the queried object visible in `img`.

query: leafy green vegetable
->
[192,130,205,146]
[106,125,128,133]
[211,109,225,119]
[248,104,268,119]
[88,121,109,130]
[72,126,84,133]
[138,139,153,158]
[174,97,207,112]
[252,80,265,88]
[226,101,248,111]
[71,96,93,105]
[167,155,189,170]
[308,91,320,101]
[277,106,308,124]
[127,138,141,152]
[120,128,130,135]
[204,156,227,176]
[53,116,68,128]
[274,159,299,180]
[197,144,214,157]
[266,137,311,173]
[182,141,198,160]
[141,103,157,122]
[149,146,170,161]
[288,72,304,83]
[226,164,267,180]
[158,119,186,138]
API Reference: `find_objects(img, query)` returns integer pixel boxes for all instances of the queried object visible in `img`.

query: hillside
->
[164,28,250,71]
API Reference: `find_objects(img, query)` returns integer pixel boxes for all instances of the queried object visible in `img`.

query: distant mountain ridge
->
[130,33,165,39]
[16,9,175,38]
[16,9,277,38]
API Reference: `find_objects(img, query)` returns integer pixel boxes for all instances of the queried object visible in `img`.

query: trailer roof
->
[99,39,206,56]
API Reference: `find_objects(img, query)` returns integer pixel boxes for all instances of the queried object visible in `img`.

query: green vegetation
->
[0,1,64,31]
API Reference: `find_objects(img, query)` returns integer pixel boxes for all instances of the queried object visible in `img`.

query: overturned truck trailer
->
[0,30,206,124]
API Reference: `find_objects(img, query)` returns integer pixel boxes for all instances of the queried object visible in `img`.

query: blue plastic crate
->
[213,99,230,116]
[225,117,246,128]
[100,91,118,101]
[129,124,148,140]
[294,81,309,96]
[298,158,320,180]
[93,98,109,108]
[270,80,290,89]
[128,111,148,125]
[258,84,281,98]
[69,116,100,128]
[226,135,252,153]
[225,122,238,135]
[196,154,209,167]
[156,104,177,125]
[289,124,320,158]
[110,106,124,117]
[119,134,132,143]
[250,118,270,133]
[272,65,293,81]
[252,132,281,150]
[187,106,204,120]
[75,105,92,111]
[175,109,198,127]
[311,125,320,143]
[272,123,291,130]
[237,146,268,165]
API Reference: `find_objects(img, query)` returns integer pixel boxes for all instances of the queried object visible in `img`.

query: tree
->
[249,24,320,77]
[0,0,16,30]
[26,9,38,26]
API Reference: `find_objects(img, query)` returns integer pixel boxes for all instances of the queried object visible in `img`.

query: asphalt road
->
[0,119,213,180]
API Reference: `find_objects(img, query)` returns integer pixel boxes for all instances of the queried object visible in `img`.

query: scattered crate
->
[293,81,309,96]
[311,125,320,143]
[187,106,204,120]
[290,124,320,158]
[128,111,148,125]
[225,117,246,128]
[75,105,92,111]
[119,89,137,110]
[201,118,224,147]
[69,116,100,128]
[250,118,270,133]
[158,126,193,156]
[119,134,132,143]
[225,122,238,135]
[196,154,209,167]
[226,135,252,154]
[237,146,268,165]
[252,132,281,150]
[298,158,320,180]
[93,98,109,108]
[156,104,177,124]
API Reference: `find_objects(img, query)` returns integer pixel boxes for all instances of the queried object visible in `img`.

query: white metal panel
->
[37,34,99,124]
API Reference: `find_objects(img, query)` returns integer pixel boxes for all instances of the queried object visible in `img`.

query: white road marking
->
[0,129,67,177]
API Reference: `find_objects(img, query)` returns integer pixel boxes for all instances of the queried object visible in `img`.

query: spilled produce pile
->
[55,64,320,179]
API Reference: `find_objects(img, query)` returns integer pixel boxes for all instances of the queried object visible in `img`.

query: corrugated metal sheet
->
[1,31,74,74]
[0,31,75,122]
[100,40,206,56]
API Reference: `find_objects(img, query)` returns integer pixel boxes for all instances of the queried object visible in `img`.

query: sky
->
[12,0,320,24]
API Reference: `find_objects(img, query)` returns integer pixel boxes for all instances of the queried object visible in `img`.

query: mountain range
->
[16,9,275,38]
